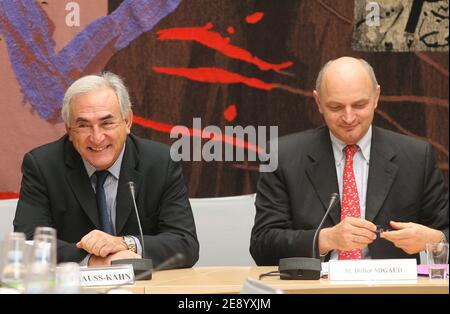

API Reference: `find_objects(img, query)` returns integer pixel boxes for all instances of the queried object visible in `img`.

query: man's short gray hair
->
[62,72,132,125]
[315,58,378,96]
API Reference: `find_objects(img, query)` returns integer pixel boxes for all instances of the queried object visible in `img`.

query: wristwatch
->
[439,231,447,243]
[122,236,137,253]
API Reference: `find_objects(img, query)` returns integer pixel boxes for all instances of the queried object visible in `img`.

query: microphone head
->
[127,181,136,196]
[173,253,185,267]
[156,253,186,271]
[328,193,339,208]
[330,193,339,201]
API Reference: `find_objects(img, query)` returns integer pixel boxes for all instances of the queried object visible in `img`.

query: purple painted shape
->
[0,0,181,121]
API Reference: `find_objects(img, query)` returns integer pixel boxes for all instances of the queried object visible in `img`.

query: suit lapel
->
[305,128,341,225]
[366,127,398,222]
[115,136,143,235]
[64,137,100,229]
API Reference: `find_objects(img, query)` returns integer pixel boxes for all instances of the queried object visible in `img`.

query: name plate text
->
[80,264,135,287]
[329,259,417,281]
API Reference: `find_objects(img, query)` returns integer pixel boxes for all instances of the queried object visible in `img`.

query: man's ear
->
[374,85,380,109]
[313,90,323,114]
[125,110,133,134]
[65,124,72,141]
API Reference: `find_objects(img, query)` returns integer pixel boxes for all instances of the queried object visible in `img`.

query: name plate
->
[80,264,135,287]
[329,259,417,281]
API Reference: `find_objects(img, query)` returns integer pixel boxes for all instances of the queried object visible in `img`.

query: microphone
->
[110,182,153,279]
[278,193,339,280]
[105,253,185,293]
[312,193,339,259]
[127,181,145,256]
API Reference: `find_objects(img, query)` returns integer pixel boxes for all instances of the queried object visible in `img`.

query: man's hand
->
[380,221,444,254]
[319,217,377,254]
[88,250,142,267]
[76,230,127,257]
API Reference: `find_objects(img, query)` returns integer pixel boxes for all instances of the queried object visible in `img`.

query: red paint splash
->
[227,26,235,34]
[152,67,275,91]
[0,192,19,200]
[223,104,237,122]
[245,12,264,24]
[157,23,292,71]
[133,115,175,134]
[133,114,262,153]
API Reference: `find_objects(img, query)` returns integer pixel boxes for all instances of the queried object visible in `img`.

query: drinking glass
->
[426,242,449,279]
[25,227,57,293]
[55,262,80,294]
[1,232,27,292]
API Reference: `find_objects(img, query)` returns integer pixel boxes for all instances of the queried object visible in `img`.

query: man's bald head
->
[312,57,380,145]
[315,57,378,97]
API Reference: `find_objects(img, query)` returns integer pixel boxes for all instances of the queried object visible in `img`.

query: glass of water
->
[426,242,449,279]
[25,227,57,293]
[55,262,80,294]
[1,232,27,292]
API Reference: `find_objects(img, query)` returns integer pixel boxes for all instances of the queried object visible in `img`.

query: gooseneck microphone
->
[312,193,340,259]
[111,182,152,279]
[277,193,340,280]
[127,182,145,256]
[149,253,185,273]
[105,253,185,293]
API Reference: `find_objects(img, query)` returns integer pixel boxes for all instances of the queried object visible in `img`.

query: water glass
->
[25,227,57,293]
[1,232,27,292]
[426,242,449,279]
[55,262,80,294]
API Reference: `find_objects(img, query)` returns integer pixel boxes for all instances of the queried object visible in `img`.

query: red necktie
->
[339,145,362,260]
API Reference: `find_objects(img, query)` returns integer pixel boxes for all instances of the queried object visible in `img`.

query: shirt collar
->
[329,125,372,164]
[82,143,126,180]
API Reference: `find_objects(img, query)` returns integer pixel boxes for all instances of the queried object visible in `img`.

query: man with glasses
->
[14,72,199,268]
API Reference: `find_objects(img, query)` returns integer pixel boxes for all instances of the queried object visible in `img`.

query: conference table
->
[91,266,449,294]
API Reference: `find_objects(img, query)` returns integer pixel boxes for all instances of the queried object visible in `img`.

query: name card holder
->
[80,264,135,287]
[329,259,417,281]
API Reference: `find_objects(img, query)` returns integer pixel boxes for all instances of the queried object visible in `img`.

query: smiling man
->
[250,57,448,265]
[14,72,199,268]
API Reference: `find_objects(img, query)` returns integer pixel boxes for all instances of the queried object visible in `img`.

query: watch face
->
[124,237,137,253]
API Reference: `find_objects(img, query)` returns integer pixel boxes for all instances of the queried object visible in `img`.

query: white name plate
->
[329,259,417,281]
[80,264,135,287]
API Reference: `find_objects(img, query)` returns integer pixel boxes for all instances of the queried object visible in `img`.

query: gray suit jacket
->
[250,126,449,265]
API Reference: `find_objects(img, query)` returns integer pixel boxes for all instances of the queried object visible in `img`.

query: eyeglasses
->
[69,119,124,134]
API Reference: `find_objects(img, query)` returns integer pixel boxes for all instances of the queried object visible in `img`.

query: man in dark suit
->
[14,72,199,267]
[250,57,448,265]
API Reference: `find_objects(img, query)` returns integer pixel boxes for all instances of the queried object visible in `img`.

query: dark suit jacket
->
[250,126,449,265]
[14,134,199,268]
